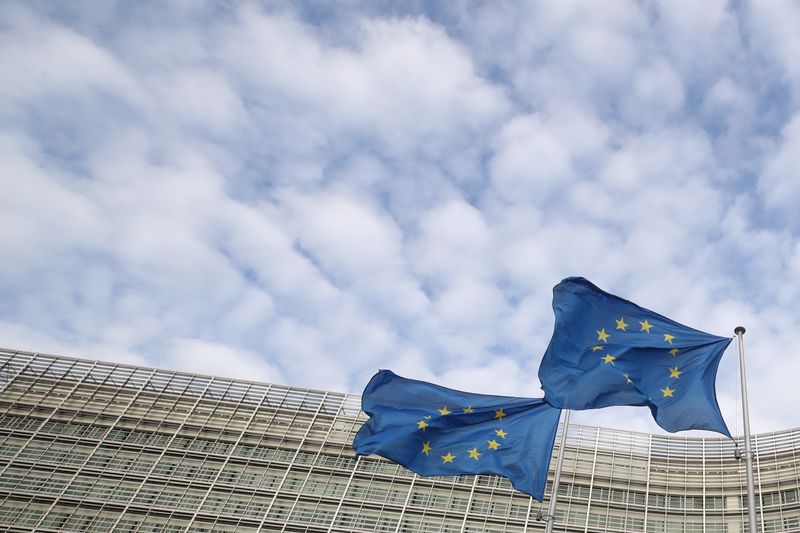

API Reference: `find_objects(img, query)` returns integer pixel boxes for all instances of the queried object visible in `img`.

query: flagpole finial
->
[734,326,746,335]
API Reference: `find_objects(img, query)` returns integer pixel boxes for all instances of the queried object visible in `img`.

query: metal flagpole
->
[544,409,570,533]
[735,326,758,533]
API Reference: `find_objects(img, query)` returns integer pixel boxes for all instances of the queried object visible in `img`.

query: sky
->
[2,0,800,436]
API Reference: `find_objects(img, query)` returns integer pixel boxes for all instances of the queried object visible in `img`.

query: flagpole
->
[735,326,757,533]
[544,409,570,533]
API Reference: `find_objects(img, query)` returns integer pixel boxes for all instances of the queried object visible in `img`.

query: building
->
[0,348,796,532]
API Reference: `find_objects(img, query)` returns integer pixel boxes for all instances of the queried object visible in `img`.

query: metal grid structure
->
[0,348,797,532]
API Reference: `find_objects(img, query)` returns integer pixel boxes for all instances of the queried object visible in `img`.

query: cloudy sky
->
[2,0,800,436]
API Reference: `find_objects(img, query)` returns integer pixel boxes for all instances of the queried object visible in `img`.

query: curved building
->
[0,348,794,532]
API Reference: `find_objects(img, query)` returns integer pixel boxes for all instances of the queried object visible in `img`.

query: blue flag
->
[353,370,562,500]
[538,277,732,437]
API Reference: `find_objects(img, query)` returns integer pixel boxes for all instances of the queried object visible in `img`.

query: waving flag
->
[538,277,731,437]
[353,370,561,500]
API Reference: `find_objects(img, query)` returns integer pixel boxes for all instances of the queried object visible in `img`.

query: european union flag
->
[353,370,562,500]
[538,277,732,437]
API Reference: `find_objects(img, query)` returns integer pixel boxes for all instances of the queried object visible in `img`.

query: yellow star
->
[669,366,681,379]
[495,429,508,438]
[463,406,474,413]
[422,442,431,455]
[596,328,610,343]
[417,420,429,430]
[494,408,506,419]
[639,320,653,333]
[487,439,500,450]
[590,345,604,352]
[615,317,628,331]
[602,354,616,365]
[468,448,481,460]
[441,451,456,463]
[438,406,451,416]
[661,386,675,398]
[623,373,633,384]
[663,333,675,345]
[669,348,679,357]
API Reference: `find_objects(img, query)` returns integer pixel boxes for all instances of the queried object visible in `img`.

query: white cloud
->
[281,191,428,320]
[434,279,508,331]
[703,77,751,115]
[489,103,612,206]
[441,356,535,397]
[219,287,275,335]
[746,0,800,90]
[622,59,686,124]
[282,192,403,279]
[146,68,247,134]
[490,114,576,201]
[164,338,285,384]
[219,8,508,155]
[0,6,143,113]
[758,114,800,222]
[412,200,493,282]
[653,0,740,77]
[2,0,800,438]
[0,133,104,282]
[263,318,348,392]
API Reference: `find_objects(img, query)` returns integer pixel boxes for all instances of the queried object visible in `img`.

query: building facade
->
[0,348,796,532]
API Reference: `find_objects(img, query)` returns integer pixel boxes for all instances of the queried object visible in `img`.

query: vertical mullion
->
[106,372,215,531]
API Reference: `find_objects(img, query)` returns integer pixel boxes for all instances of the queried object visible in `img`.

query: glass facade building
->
[0,348,797,532]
